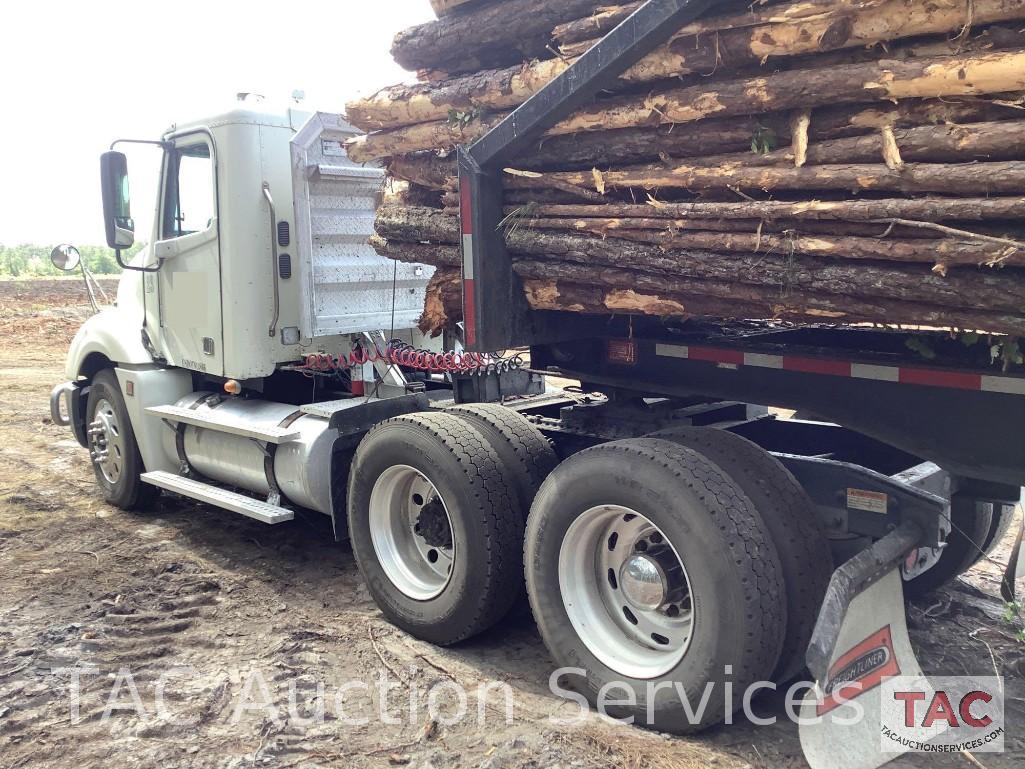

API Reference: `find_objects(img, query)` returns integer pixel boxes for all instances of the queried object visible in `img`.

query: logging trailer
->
[49,1,1022,767]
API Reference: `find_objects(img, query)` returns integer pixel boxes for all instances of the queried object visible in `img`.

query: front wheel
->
[85,369,158,510]
[525,438,786,733]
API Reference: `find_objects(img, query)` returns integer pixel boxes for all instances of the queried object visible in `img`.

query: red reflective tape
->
[670,344,1009,394]
[463,278,476,347]
[784,355,852,377]
[899,367,981,391]
[688,346,744,365]
[459,177,473,235]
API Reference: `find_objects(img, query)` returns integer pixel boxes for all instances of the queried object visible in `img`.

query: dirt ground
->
[1,277,1022,769]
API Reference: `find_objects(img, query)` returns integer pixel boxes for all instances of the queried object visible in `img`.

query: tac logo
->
[893,688,994,729]
[880,676,1004,753]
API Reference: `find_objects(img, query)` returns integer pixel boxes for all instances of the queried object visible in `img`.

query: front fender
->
[65,307,153,380]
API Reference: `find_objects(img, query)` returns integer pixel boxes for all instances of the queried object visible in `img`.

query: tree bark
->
[738,121,1025,167]
[417,264,1025,337]
[498,215,949,239]
[370,234,461,268]
[420,269,463,336]
[431,0,495,17]
[390,0,602,76]
[387,119,1025,190]
[506,197,1025,223]
[510,160,1025,196]
[554,0,880,48]
[385,116,796,186]
[579,0,1025,83]
[552,2,643,47]
[553,0,917,50]
[350,114,507,164]
[524,94,1025,170]
[538,223,1024,268]
[388,153,457,191]
[511,260,1025,335]
[372,207,1025,312]
[508,230,1025,313]
[553,50,1025,138]
[348,0,1025,131]
[346,50,1025,161]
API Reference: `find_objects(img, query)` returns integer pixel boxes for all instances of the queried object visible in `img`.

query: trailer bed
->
[529,323,1025,487]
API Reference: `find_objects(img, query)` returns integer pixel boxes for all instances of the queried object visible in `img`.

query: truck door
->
[152,135,223,376]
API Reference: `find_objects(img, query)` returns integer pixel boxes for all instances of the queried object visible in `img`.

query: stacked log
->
[351,0,1025,337]
[429,0,493,17]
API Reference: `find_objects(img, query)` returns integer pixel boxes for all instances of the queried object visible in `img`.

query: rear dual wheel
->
[347,409,554,645]
[444,403,558,515]
[526,437,787,732]
[649,426,831,683]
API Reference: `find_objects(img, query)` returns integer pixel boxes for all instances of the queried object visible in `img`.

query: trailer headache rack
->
[457,0,718,351]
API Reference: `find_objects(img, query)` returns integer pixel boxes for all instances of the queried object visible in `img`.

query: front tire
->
[525,438,786,733]
[85,369,158,511]
[347,413,523,645]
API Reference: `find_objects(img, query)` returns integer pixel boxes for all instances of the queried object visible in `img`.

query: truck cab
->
[51,103,453,521]
[66,104,431,384]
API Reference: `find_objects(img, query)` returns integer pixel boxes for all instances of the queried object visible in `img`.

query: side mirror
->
[50,244,82,272]
[100,151,135,249]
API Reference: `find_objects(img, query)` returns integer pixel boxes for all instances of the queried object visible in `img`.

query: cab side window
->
[161,143,215,239]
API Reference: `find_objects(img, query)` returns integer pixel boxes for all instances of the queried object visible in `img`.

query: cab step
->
[145,404,301,444]
[140,471,294,524]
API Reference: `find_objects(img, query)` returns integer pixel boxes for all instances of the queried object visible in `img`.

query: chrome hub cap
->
[88,398,125,484]
[559,505,695,679]
[369,465,455,601]
[620,554,667,611]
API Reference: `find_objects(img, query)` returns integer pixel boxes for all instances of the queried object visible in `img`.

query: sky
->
[0,0,434,245]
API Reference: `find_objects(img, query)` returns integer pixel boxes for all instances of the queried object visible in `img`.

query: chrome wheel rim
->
[559,505,695,679]
[89,398,125,485]
[369,464,455,601]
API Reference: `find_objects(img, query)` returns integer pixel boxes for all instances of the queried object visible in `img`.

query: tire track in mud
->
[0,558,244,760]
[0,515,381,769]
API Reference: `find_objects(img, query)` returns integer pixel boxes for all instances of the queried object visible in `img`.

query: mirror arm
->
[80,263,100,314]
[115,248,161,274]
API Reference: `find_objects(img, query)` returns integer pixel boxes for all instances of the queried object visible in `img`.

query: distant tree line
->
[0,243,145,277]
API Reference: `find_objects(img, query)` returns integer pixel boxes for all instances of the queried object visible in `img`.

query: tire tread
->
[350,412,523,644]
[88,369,159,511]
[446,403,557,515]
[650,426,831,681]
[527,437,786,730]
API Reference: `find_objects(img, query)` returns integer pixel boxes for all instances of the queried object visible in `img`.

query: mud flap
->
[799,522,926,769]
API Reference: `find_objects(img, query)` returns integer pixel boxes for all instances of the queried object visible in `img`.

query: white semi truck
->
[50,98,1023,768]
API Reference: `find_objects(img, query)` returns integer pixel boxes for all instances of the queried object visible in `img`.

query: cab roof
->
[164,105,312,138]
